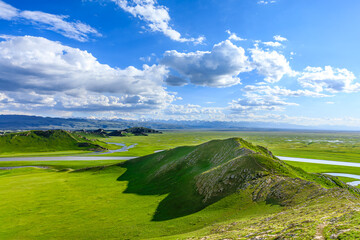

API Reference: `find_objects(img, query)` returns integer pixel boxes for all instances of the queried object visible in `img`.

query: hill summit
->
[118,137,359,221]
[0,130,105,154]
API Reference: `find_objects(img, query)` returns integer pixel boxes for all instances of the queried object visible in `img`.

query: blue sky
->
[0,0,360,128]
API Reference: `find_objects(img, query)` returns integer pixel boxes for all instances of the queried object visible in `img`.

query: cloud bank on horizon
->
[0,0,359,128]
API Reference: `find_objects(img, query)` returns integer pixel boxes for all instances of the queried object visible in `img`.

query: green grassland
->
[1,165,358,239]
[1,131,360,239]
[0,165,282,240]
[2,130,360,164]
[92,130,360,163]
[89,130,360,183]
[1,138,360,239]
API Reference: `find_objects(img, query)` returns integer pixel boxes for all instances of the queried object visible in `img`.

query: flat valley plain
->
[1,130,360,239]
[101,130,360,162]
[101,130,360,181]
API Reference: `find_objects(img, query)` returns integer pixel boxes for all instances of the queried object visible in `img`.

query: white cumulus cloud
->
[263,41,282,47]
[274,35,287,42]
[161,40,253,87]
[112,0,204,43]
[0,35,175,112]
[298,66,360,93]
[250,47,297,83]
[226,30,246,41]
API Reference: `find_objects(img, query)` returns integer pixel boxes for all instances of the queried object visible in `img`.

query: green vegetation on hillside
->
[3,129,360,166]
[1,137,360,239]
[109,127,162,136]
[83,130,360,181]
[75,129,109,138]
[118,138,359,221]
[0,130,106,156]
[93,131,360,164]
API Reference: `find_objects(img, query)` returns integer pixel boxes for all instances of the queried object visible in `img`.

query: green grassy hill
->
[108,127,162,136]
[1,137,360,239]
[0,130,105,155]
[119,137,359,221]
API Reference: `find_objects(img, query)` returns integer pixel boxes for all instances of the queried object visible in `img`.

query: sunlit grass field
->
[0,162,280,240]
[1,131,360,239]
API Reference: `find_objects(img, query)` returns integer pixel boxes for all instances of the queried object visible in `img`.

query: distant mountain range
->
[0,114,358,131]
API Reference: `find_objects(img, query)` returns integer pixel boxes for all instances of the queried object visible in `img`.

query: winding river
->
[98,142,138,154]
[0,166,50,170]
[0,156,136,161]
[277,156,360,168]
[324,173,360,186]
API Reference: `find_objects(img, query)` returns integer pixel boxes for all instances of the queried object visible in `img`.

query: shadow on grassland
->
[115,137,352,222]
[116,146,208,221]
[116,138,272,221]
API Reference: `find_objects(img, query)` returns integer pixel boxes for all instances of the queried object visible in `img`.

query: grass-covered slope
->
[1,138,360,239]
[0,130,105,155]
[75,129,109,138]
[119,137,359,221]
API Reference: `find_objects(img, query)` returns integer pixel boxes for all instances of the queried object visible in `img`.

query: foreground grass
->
[1,136,360,239]
[1,157,359,239]
[0,165,280,240]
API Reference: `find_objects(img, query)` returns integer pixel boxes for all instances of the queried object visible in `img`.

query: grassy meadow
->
[0,162,281,240]
[2,130,360,164]
[95,130,360,187]
[2,130,360,181]
[99,130,360,162]
[1,130,360,239]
